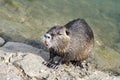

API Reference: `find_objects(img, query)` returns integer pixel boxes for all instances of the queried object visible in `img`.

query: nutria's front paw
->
[42,61,59,69]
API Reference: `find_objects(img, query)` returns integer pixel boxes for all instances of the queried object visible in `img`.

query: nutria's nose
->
[44,40,48,46]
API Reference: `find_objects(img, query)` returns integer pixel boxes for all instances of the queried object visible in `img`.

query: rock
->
[0,41,119,80]
[81,71,120,80]
[0,37,5,46]
[0,62,24,80]
[0,42,40,53]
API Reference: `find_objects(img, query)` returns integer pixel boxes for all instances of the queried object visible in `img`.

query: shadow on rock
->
[0,34,49,61]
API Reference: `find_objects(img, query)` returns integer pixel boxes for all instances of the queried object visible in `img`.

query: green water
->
[0,0,120,72]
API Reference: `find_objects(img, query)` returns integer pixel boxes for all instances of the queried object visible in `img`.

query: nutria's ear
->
[66,29,70,35]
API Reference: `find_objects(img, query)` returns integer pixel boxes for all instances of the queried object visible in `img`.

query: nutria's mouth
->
[44,40,48,46]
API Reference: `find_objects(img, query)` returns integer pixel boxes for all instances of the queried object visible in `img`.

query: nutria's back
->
[64,19,94,61]
[43,18,94,66]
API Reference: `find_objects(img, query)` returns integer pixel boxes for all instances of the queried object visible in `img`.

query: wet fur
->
[43,18,94,66]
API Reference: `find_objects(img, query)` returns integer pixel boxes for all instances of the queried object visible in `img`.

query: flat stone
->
[0,37,5,46]
[0,42,40,53]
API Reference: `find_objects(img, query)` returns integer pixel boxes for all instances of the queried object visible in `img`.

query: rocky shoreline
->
[0,37,120,80]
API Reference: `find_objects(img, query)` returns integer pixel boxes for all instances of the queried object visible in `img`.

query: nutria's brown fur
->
[43,18,94,67]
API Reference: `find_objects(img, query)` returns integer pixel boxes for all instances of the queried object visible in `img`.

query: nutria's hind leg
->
[71,61,84,68]
[61,59,70,66]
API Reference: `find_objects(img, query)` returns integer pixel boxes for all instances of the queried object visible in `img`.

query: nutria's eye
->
[44,34,51,39]
[47,36,50,38]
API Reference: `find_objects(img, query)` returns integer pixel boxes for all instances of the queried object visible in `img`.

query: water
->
[0,0,120,71]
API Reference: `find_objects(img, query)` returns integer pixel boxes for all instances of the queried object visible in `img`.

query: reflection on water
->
[0,0,120,71]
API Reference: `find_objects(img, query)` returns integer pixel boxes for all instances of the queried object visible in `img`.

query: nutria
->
[42,18,94,68]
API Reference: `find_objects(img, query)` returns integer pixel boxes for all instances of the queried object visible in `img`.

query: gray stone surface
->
[0,42,119,80]
[0,37,5,46]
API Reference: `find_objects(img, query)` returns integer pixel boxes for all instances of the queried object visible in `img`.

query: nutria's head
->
[43,25,70,53]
